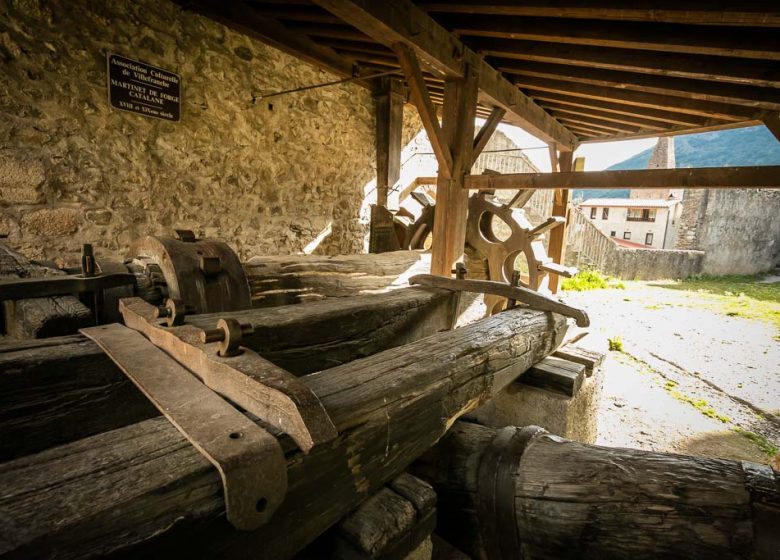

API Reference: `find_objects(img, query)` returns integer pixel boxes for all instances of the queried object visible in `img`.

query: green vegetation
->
[651,274,780,330]
[562,269,625,291]
[608,336,623,352]
[732,427,779,456]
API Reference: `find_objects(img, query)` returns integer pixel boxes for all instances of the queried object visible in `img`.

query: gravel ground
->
[561,282,780,464]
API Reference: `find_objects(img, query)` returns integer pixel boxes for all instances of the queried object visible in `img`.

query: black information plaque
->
[107,53,181,121]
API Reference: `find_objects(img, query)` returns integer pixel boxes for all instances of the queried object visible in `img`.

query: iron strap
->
[476,425,546,560]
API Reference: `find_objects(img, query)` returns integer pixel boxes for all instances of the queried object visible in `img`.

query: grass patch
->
[608,336,623,352]
[732,427,779,456]
[650,274,780,330]
[562,269,625,291]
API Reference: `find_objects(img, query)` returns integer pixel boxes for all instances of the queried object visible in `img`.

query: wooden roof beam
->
[312,0,578,149]
[514,76,759,121]
[540,103,668,131]
[460,166,780,191]
[526,91,732,127]
[468,38,780,88]
[497,61,780,110]
[551,114,640,135]
[438,15,780,60]
[418,2,780,27]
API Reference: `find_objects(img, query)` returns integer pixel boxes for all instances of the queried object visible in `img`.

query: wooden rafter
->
[762,112,780,143]
[436,14,780,60]
[312,0,578,149]
[460,166,780,191]
[394,43,453,178]
[418,2,780,27]
[513,76,759,121]
[540,103,668,131]
[498,61,780,110]
[469,38,780,88]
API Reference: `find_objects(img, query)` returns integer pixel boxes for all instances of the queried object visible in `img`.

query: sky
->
[486,118,658,172]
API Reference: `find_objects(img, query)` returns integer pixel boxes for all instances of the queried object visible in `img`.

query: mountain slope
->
[574,125,780,201]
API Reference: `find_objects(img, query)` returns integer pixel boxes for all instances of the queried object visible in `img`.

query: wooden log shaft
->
[414,421,780,560]
[461,165,780,191]
[0,308,568,559]
[0,287,454,462]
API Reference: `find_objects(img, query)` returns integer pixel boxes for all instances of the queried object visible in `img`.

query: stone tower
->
[630,136,683,199]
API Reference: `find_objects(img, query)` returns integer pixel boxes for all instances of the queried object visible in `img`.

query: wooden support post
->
[374,77,405,207]
[430,65,480,276]
[547,147,574,293]
[471,106,506,165]
[762,111,780,143]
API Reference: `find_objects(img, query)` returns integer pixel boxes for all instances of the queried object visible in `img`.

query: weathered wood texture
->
[518,355,585,397]
[0,287,453,461]
[0,244,91,339]
[414,421,780,560]
[242,251,428,306]
[461,165,780,191]
[0,308,567,559]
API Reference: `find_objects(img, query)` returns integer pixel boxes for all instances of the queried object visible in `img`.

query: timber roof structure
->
[181,1,780,149]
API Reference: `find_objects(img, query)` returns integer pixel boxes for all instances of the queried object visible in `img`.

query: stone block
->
[469,353,605,444]
[0,152,46,204]
[21,208,81,236]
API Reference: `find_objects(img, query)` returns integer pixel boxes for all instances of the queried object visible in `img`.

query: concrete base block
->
[470,362,604,444]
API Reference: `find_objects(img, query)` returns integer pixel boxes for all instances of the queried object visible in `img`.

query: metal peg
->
[81,244,96,278]
[200,318,255,357]
[155,298,188,327]
[452,262,467,280]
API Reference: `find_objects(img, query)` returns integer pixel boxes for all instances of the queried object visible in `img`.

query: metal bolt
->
[154,298,188,327]
[451,262,467,280]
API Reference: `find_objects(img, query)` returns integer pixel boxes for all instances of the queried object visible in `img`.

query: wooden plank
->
[553,344,605,377]
[461,165,780,191]
[471,106,506,165]
[437,14,780,60]
[552,113,640,134]
[415,421,780,560]
[0,287,454,461]
[0,307,568,559]
[540,102,668,131]
[518,355,586,397]
[515,75,758,121]
[499,60,780,110]
[430,63,480,276]
[418,2,780,27]
[312,0,578,148]
[394,43,453,179]
[471,38,780,88]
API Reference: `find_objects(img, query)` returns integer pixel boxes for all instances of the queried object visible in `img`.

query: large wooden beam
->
[542,103,667,131]
[762,111,780,143]
[0,287,454,461]
[430,64,480,276]
[499,61,780,110]
[471,106,506,165]
[438,14,780,60]
[0,308,568,559]
[394,43,453,178]
[470,38,780,88]
[374,77,405,207]
[547,150,575,294]
[413,421,780,560]
[419,2,780,27]
[312,0,578,149]
[514,76,759,121]
[461,165,780,191]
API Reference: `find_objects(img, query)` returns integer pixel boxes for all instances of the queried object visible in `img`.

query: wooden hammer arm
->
[409,274,590,327]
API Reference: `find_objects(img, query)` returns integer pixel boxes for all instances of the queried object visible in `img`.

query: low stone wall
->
[567,209,704,280]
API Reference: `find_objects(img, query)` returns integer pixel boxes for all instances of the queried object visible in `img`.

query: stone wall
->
[0,0,401,265]
[676,188,780,275]
[567,208,704,280]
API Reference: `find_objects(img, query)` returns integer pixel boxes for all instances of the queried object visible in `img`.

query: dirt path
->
[562,282,780,464]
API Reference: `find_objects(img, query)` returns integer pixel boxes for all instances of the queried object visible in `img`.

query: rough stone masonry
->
[0,0,419,265]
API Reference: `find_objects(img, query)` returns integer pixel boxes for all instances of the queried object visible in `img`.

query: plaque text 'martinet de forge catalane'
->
[107,53,181,121]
